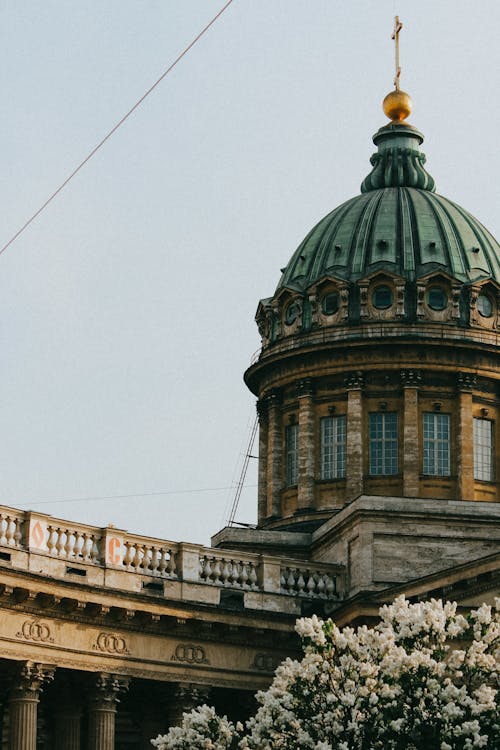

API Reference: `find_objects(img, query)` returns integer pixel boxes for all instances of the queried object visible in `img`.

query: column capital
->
[88,673,130,710]
[400,369,422,387]
[344,371,364,390]
[457,372,477,392]
[264,388,282,409]
[296,378,314,397]
[173,682,211,708]
[10,661,55,701]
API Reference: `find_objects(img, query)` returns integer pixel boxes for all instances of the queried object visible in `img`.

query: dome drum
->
[248,113,500,532]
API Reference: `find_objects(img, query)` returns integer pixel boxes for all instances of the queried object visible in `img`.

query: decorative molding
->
[457,372,477,392]
[171,643,209,665]
[400,369,422,387]
[92,632,129,655]
[344,371,364,390]
[10,661,55,700]
[296,378,314,397]
[16,619,54,644]
[252,652,280,672]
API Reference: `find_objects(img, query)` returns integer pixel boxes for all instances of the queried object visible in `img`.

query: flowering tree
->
[152,596,499,750]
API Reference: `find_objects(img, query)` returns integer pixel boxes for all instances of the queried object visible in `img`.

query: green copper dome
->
[277,123,500,291]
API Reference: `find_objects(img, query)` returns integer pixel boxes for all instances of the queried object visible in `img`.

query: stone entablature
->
[0,505,344,614]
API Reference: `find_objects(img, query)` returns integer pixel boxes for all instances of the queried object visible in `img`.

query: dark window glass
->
[285,302,300,325]
[322,293,339,316]
[427,286,448,310]
[372,285,393,309]
[477,293,493,318]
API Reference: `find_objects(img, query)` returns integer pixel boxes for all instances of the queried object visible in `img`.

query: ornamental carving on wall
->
[170,643,209,665]
[252,652,280,671]
[92,632,129,655]
[16,619,54,644]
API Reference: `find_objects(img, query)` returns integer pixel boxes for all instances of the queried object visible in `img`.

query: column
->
[297,379,315,511]
[457,373,475,501]
[266,390,282,518]
[87,673,129,750]
[345,372,364,499]
[168,683,210,728]
[256,398,269,524]
[401,370,421,497]
[54,708,82,750]
[8,661,55,750]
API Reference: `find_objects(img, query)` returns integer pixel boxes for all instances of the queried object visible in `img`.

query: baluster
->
[325,575,336,598]
[5,517,14,546]
[296,572,306,595]
[0,515,6,546]
[90,535,100,563]
[316,574,326,598]
[45,526,55,555]
[199,556,207,581]
[240,562,249,589]
[306,572,316,596]
[64,530,74,559]
[149,546,158,574]
[132,544,142,572]
[220,559,231,586]
[156,547,169,576]
[55,528,65,557]
[166,549,177,578]
[123,541,134,569]
[286,569,296,593]
[280,571,286,591]
[80,532,91,561]
[212,558,221,584]
[230,561,240,587]
[248,563,258,590]
[14,518,23,547]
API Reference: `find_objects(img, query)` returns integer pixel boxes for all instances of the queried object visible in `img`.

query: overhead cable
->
[0,0,235,258]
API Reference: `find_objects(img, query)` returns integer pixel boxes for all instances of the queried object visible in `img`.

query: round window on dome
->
[285,301,300,325]
[427,286,448,311]
[477,293,493,318]
[322,292,339,316]
[372,285,393,309]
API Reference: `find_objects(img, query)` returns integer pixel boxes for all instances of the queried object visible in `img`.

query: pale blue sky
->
[0,1,499,544]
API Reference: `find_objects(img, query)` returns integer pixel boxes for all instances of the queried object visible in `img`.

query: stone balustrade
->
[0,505,342,610]
[280,565,338,599]
[199,553,259,589]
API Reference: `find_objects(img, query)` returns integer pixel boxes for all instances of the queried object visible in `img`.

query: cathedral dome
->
[277,122,500,293]
[252,118,500,355]
[246,99,500,533]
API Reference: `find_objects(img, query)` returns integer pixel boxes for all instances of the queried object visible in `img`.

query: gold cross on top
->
[391,15,403,91]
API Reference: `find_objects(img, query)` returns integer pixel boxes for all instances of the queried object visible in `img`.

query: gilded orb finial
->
[383,15,413,122]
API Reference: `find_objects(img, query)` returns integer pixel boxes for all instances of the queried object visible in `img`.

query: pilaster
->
[256,398,269,524]
[297,379,315,510]
[265,390,282,518]
[345,372,364,498]
[401,369,421,497]
[457,373,475,501]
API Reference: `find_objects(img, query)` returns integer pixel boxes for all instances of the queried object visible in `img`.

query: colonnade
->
[1,660,241,750]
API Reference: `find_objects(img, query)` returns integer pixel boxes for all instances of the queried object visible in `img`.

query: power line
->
[0,0,235,258]
[5,482,257,508]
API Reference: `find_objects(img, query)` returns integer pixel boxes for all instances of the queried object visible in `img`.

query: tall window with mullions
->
[321,416,346,479]
[369,413,398,475]
[285,424,299,486]
[474,418,493,481]
[423,413,450,476]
